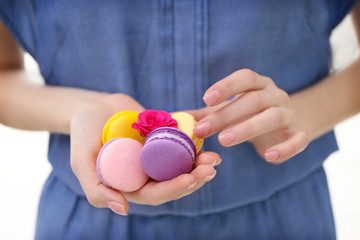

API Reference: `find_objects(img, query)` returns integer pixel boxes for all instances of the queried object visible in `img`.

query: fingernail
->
[203,90,220,106]
[202,170,217,183]
[212,159,217,166]
[265,151,280,162]
[108,201,128,216]
[215,158,222,166]
[219,131,236,146]
[194,121,211,136]
[185,180,198,191]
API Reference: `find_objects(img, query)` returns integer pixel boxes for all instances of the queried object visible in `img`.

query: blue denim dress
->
[0,0,357,239]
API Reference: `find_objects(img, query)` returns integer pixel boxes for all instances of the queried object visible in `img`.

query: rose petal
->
[132,110,178,137]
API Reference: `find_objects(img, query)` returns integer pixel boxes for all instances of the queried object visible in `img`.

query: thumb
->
[70,144,130,215]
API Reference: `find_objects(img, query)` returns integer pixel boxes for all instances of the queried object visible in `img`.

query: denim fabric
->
[35,168,335,239]
[0,0,356,236]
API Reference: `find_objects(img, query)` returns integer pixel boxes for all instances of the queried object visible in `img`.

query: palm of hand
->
[69,94,220,214]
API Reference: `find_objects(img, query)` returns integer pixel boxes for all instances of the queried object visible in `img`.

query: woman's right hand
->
[70,93,221,215]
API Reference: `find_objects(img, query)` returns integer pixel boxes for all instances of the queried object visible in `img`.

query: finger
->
[191,164,217,182]
[177,166,217,199]
[264,131,309,164]
[194,90,279,138]
[194,151,222,167]
[124,163,217,205]
[203,69,268,107]
[217,107,289,147]
[183,108,211,122]
[185,100,232,122]
[124,174,197,206]
[70,145,129,215]
[177,152,221,199]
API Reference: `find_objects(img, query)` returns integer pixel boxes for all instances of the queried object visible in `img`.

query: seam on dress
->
[304,0,331,63]
[40,28,68,83]
[63,196,80,240]
[160,0,176,109]
[0,8,36,58]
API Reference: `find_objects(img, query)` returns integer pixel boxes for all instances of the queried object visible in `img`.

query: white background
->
[0,16,360,240]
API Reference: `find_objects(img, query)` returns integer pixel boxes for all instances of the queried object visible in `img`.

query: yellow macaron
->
[171,112,204,153]
[102,111,144,145]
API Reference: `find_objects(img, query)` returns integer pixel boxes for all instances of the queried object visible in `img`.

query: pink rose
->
[132,110,178,137]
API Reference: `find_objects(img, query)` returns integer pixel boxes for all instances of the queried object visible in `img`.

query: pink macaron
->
[97,137,149,192]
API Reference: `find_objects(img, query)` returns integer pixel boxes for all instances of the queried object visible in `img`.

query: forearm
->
[0,69,109,134]
[291,55,360,141]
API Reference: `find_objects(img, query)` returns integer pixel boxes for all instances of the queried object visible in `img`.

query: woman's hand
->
[123,150,220,205]
[190,69,309,163]
[70,93,221,215]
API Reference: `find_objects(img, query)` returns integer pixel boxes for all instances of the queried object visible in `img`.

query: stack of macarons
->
[96,110,203,192]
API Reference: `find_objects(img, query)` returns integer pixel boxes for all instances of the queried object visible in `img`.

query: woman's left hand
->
[189,69,309,163]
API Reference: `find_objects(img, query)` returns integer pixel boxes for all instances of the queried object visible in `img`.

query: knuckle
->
[263,76,274,85]
[233,69,258,86]
[240,68,257,80]
[270,107,286,126]
[86,192,102,208]
[288,139,297,151]
[276,89,290,103]
[211,111,229,132]
[299,131,310,148]
[212,110,226,122]
[248,92,265,109]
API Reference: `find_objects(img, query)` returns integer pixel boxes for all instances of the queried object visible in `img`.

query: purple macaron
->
[140,127,196,181]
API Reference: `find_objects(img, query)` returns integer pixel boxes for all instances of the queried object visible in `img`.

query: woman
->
[1,1,359,239]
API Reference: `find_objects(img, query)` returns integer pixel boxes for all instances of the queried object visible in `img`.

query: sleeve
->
[0,0,37,57]
[330,0,358,29]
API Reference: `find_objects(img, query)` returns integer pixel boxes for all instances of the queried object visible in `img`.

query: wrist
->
[102,93,146,113]
[69,93,145,135]
[290,56,360,141]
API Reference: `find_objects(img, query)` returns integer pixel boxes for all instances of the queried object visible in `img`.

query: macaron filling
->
[145,127,196,161]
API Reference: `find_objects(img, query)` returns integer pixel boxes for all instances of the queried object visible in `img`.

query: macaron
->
[97,137,149,192]
[171,112,204,152]
[140,127,196,181]
[102,111,144,145]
